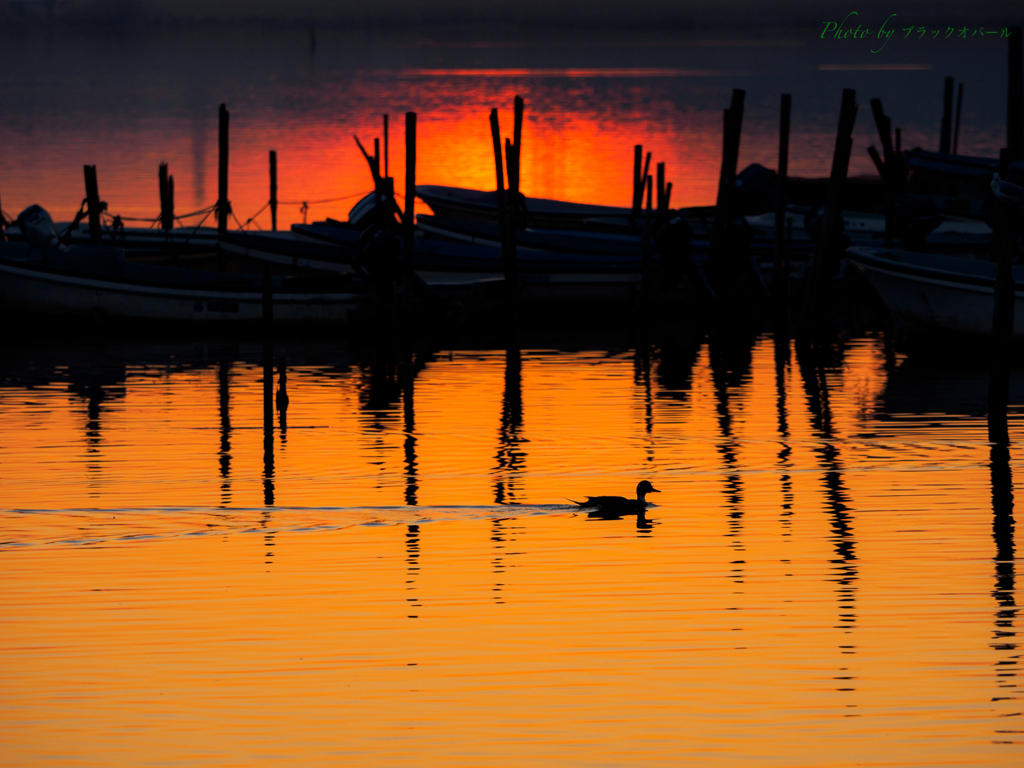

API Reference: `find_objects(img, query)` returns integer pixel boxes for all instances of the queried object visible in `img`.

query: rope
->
[237,201,269,231]
[176,207,217,244]
[176,204,219,220]
[277,192,366,206]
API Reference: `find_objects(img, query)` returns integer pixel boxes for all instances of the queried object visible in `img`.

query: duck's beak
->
[650,487,661,493]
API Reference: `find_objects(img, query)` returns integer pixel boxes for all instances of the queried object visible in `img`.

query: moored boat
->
[848,245,1023,336]
[0,241,363,324]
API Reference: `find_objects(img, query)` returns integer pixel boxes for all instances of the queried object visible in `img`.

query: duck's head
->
[636,480,660,502]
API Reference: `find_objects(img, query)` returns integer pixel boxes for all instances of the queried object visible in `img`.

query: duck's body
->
[573,480,660,515]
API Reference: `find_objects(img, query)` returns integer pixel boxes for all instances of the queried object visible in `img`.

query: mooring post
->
[489,108,516,296]
[940,76,954,154]
[870,98,897,247]
[374,138,381,206]
[953,82,964,155]
[632,145,643,214]
[84,164,102,244]
[167,175,174,229]
[403,112,417,293]
[656,161,666,222]
[988,205,1017,445]
[800,88,857,335]
[269,150,278,231]
[218,103,230,234]
[1009,26,1024,161]
[383,113,389,179]
[505,137,519,235]
[772,93,792,307]
[159,163,170,230]
[642,173,653,294]
[710,89,745,286]
[511,95,524,229]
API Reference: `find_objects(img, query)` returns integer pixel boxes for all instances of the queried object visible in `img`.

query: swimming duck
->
[571,480,660,515]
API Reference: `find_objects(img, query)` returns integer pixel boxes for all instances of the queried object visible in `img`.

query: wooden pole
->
[513,95,523,170]
[511,95,524,229]
[870,98,897,246]
[642,151,652,199]
[159,163,170,230]
[710,89,745,282]
[953,82,964,155]
[269,150,278,232]
[404,112,417,290]
[866,146,885,178]
[374,138,381,206]
[632,144,642,214]
[772,93,791,305]
[1009,26,1024,161]
[218,103,229,234]
[490,108,516,294]
[167,175,174,229]
[505,137,519,231]
[988,205,1017,445]
[383,114,389,179]
[643,174,653,293]
[870,99,896,179]
[84,164,101,244]
[656,161,666,222]
[801,88,857,333]
[940,76,954,154]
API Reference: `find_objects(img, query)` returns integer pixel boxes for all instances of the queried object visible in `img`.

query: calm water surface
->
[0,330,1019,765]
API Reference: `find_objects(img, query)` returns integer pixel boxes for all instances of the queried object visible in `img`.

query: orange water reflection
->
[0,334,1019,764]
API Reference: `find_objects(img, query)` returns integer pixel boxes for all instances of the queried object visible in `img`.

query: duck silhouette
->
[570,480,660,515]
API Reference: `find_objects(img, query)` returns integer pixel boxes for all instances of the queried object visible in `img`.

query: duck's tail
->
[565,498,584,506]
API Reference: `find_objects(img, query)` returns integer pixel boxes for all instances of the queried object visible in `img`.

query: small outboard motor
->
[16,205,64,250]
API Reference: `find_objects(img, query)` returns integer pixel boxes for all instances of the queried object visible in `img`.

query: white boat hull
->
[0,255,361,324]
[849,246,1024,336]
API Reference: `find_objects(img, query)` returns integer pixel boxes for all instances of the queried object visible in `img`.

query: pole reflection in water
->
[796,338,859,694]
[81,384,104,488]
[989,443,1018,724]
[406,524,421,618]
[634,339,655,465]
[262,342,275,507]
[773,332,794,537]
[276,358,289,444]
[68,361,127,497]
[709,322,757,585]
[492,518,507,604]
[494,342,525,505]
[655,329,702,400]
[401,346,419,507]
[218,359,232,507]
[358,340,402,493]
